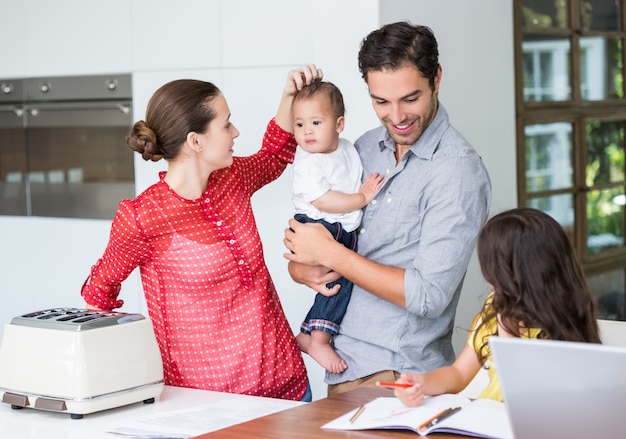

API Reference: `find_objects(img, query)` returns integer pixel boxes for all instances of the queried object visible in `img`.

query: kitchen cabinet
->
[17,0,132,77]
[0,1,26,78]
[220,0,314,67]
[129,0,221,71]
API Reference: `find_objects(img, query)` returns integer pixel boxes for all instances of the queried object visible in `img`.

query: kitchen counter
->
[0,385,302,439]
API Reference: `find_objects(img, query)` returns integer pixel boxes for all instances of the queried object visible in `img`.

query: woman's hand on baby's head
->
[285,65,324,95]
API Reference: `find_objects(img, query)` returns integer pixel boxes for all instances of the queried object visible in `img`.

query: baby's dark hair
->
[293,80,345,119]
[473,208,601,365]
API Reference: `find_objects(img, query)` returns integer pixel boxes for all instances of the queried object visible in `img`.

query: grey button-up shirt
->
[326,104,492,384]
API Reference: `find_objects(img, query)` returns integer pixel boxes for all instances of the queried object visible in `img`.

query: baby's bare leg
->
[296,332,311,353]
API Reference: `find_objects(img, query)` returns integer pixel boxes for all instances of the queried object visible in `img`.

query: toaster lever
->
[34,397,67,412]
[2,392,29,408]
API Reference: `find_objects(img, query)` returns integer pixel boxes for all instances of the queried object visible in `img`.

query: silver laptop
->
[490,337,626,439]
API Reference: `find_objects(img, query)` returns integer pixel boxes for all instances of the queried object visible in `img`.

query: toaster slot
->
[22,309,65,318]
[72,316,99,323]
[56,312,90,321]
[36,312,63,320]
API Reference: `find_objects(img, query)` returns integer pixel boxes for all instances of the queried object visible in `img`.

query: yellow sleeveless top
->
[469,294,541,401]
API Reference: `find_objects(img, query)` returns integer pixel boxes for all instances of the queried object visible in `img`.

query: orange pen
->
[375,380,413,389]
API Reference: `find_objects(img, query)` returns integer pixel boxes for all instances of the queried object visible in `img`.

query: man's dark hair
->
[358,21,440,90]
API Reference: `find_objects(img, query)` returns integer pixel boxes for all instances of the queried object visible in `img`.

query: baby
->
[290,80,383,373]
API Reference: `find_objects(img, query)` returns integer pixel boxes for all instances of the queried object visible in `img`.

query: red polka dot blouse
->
[81,119,307,400]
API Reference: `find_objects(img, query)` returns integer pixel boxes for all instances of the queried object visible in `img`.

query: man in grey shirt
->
[284,22,492,395]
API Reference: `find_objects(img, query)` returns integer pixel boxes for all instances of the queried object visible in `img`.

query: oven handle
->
[25,101,132,114]
[0,106,25,118]
[22,101,133,128]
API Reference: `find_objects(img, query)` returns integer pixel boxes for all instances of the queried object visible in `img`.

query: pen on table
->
[417,406,462,431]
[349,404,366,424]
[375,380,413,389]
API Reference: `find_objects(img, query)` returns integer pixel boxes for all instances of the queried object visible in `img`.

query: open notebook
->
[490,336,626,439]
[321,392,512,439]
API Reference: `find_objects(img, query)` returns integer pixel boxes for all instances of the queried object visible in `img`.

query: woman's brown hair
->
[126,79,220,162]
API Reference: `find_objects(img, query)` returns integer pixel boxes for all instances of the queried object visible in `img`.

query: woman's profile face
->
[197,93,240,171]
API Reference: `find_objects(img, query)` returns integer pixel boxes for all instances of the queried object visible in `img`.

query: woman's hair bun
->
[126,120,164,162]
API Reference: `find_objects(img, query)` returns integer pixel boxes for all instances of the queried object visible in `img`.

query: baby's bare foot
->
[308,342,347,374]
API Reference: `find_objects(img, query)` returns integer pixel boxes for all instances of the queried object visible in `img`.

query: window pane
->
[525,123,573,192]
[527,194,575,241]
[587,269,625,321]
[580,37,623,100]
[580,0,621,32]
[585,120,625,185]
[587,187,625,254]
[522,35,571,102]
[522,0,567,29]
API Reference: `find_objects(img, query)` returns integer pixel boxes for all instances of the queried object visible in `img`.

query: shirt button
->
[360,228,365,234]
[204,198,210,203]
[216,221,222,226]
[229,239,236,245]
[238,259,244,265]
[387,197,392,203]
[386,168,391,174]
[371,199,377,205]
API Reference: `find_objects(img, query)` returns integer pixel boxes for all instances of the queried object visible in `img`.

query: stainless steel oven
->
[0,74,134,219]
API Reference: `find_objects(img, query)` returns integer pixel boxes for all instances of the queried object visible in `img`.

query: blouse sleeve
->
[81,199,151,311]
[231,118,297,193]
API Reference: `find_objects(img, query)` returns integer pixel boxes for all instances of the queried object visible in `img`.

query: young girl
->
[393,207,601,406]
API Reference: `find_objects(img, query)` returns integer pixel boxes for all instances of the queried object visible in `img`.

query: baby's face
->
[293,97,343,154]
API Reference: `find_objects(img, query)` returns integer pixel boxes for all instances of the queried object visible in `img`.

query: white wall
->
[0,0,515,401]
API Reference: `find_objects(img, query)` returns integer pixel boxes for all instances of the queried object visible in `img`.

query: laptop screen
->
[489,337,626,439]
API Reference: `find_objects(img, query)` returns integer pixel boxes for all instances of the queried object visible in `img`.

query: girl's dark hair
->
[126,79,220,161]
[358,21,440,90]
[293,80,345,119]
[474,208,601,364]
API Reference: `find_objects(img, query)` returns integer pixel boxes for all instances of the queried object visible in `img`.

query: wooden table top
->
[192,387,479,438]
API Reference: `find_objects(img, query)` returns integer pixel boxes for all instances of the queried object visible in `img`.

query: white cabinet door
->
[0,1,26,78]
[130,0,221,71]
[22,0,132,77]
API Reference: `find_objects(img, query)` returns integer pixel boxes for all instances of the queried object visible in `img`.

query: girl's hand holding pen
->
[390,373,426,407]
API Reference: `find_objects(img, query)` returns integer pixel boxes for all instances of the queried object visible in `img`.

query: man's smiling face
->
[367,64,441,147]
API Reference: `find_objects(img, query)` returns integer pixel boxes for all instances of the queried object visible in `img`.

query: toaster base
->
[0,381,164,419]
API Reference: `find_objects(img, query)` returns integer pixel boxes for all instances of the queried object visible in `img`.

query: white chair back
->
[598,319,626,347]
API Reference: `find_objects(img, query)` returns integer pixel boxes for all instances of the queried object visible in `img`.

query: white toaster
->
[0,308,164,419]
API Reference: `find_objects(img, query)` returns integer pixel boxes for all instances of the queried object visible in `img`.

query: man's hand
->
[288,261,341,296]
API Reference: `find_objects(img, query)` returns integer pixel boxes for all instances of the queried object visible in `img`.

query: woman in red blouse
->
[81,66,322,401]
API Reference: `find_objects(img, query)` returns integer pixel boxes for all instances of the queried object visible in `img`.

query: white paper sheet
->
[109,396,303,438]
